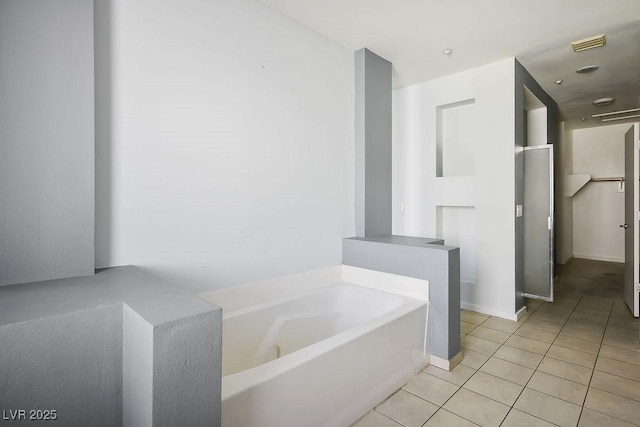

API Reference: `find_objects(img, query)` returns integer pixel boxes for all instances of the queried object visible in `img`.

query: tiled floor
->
[352,293,640,427]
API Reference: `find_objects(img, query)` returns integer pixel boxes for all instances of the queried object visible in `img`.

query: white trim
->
[429,351,462,372]
[460,301,520,321]
[514,306,527,321]
[573,254,624,264]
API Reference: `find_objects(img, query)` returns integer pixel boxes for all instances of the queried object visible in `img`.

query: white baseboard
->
[429,351,462,372]
[573,254,624,264]
[460,301,520,321]
[514,306,527,321]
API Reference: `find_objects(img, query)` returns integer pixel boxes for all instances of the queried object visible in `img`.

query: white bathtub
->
[200,265,429,427]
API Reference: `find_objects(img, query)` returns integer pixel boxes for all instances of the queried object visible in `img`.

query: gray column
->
[355,48,392,238]
[0,0,95,286]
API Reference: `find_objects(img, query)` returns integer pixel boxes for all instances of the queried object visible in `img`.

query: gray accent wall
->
[0,0,95,286]
[514,60,559,310]
[0,267,222,426]
[355,48,392,237]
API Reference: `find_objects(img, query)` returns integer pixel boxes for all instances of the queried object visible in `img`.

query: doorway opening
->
[555,122,640,314]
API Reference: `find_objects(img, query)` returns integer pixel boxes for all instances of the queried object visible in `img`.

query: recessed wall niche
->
[436,99,476,177]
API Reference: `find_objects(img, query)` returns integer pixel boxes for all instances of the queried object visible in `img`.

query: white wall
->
[0,0,95,286]
[95,0,355,293]
[527,108,547,146]
[393,58,517,317]
[556,121,574,264]
[572,123,630,263]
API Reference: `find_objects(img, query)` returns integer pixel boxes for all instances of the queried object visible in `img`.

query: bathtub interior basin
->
[222,283,407,376]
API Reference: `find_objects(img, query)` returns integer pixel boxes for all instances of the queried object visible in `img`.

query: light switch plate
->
[516,205,523,217]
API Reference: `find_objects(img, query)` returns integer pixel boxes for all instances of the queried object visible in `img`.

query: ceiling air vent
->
[571,34,606,52]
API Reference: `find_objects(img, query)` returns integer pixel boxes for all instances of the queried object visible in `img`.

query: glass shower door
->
[523,145,554,301]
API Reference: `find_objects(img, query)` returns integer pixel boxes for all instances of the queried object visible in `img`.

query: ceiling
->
[256,0,640,129]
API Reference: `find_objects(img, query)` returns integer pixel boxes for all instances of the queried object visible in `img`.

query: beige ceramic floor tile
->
[376,390,438,427]
[607,316,639,330]
[537,356,593,385]
[493,345,543,369]
[468,326,511,344]
[514,324,557,343]
[514,388,582,427]
[578,408,635,427]
[481,317,520,334]
[462,371,523,406]
[535,304,574,317]
[525,297,545,310]
[581,296,614,306]
[480,357,534,386]
[602,333,640,352]
[461,335,501,355]
[461,321,478,335]
[611,300,632,317]
[584,388,640,425]
[501,409,556,427]
[564,317,606,331]
[552,293,581,307]
[352,410,402,427]
[559,325,604,343]
[595,356,640,382]
[590,370,640,402]
[461,311,489,325]
[443,388,510,427]
[599,344,640,366]
[569,310,609,326]
[526,371,588,405]
[423,409,478,427]
[423,363,475,386]
[576,304,612,316]
[554,334,601,355]
[547,344,597,368]
[576,297,613,314]
[402,373,459,406]
[528,311,569,325]
[605,325,639,339]
[460,349,491,369]
[504,335,551,355]
[522,318,563,334]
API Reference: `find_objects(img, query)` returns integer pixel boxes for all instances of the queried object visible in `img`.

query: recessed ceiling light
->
[576,65,599,74]
[442,48,453,55]
[592,97,615,106]
[554,79,563,84]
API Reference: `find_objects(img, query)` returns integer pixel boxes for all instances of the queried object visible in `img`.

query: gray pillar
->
[0,0,95,286]
[355,48,392,238]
